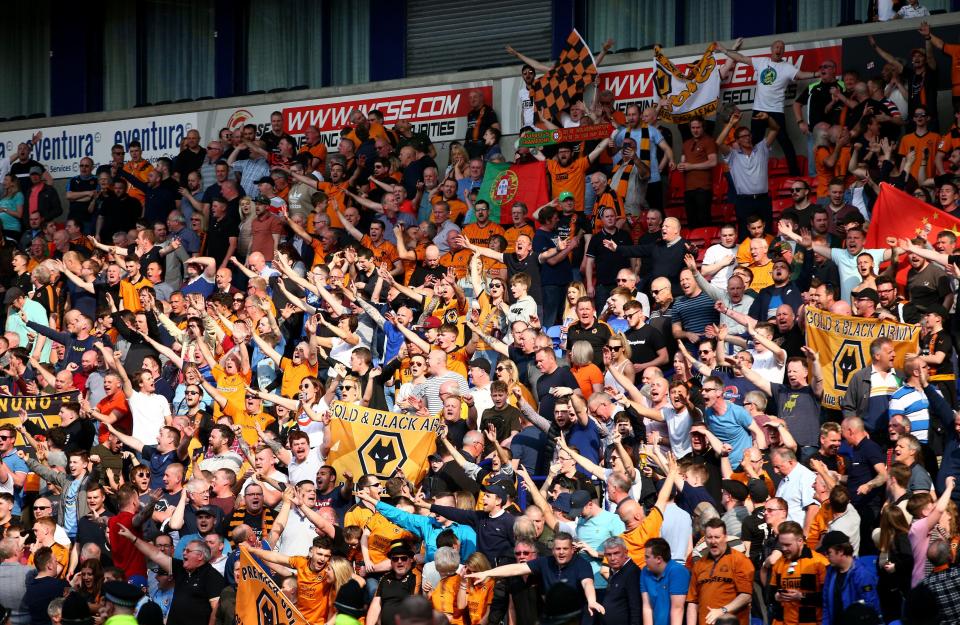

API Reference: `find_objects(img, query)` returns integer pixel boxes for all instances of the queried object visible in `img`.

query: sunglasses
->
[0,435,14,441]
[604,345,622,351]
[514,550,534,556]
[341,384,357,391]
[33,505,50,510]
[790,188,806,193]
[390,555,410,562]
[185,391,200,396]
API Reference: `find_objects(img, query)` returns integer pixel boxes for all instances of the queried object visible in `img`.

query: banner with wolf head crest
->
[653,44,722,123]
[804,308,920,409]
[326,401,439,484]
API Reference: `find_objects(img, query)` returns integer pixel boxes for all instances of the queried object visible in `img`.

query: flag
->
[326,401,439,484]
[865,182,960,246]
[864,182,960,288]
[236,546,310,625]
[532,30,597,122]
[476,160,549,224]
[654,44,722,123]
[804,307,920,409]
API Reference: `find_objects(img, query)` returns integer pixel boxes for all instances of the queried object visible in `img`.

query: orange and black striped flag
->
[532,30,597,121]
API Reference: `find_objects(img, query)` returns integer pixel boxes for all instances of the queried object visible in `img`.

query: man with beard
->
[368,541,422,625]
[749,251,803,321]
[534,139,611,214]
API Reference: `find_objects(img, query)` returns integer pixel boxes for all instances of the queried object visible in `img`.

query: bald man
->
[603,217,689,294]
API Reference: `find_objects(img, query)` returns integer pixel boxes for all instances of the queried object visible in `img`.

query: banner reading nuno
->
[0,392,77,445]
[236,546,310,625]
[326,401,440,483]
[804,308,920,409]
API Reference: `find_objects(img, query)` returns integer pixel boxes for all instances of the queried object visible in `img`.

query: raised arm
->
[504,44,551,73]
[867,36,903,73]
[455,235,504,263]
[715,41,751,66]
[115,524,173,574]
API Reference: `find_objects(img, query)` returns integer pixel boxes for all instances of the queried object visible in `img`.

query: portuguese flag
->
[475,160,549,224]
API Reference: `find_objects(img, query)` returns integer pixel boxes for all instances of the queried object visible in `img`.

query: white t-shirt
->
[294,398,330,450]
[877,0,895,20]
[130,391,171,445]
[751,57,800,113]
[288,444,324,486]
[751,349,785,384]
[701,243,736,290]
[661,405,693,458]
[518,84,535,128]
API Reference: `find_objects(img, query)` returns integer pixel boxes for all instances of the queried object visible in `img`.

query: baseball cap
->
[551,492,572,514]
[854,288,879,305]
[422,316,442,330]
[3,287,24,305]
[28,166,43,175]
[195,505,218,517]
[468,358,491,375]
[482,483,510,503]
[818,530,851,554]
[569,490,592,517]
[721,479,749,502]
[921,303,949,318]
[747,480,769,503]
[558,191,575,202]
[255,176,275,186]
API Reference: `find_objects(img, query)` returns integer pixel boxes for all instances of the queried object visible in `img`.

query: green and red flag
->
[475,160,549,224]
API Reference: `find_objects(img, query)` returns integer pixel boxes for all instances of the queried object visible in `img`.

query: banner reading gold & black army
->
[804,308,920,409]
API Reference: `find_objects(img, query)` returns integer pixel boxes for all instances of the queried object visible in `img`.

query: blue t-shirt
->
[2,450,29,515]
[532,228,572,286]
[705,401,754,469]
[640,560,691,625]
[566,419,603,467]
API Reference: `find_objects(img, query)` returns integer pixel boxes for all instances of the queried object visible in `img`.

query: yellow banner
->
[0,392,75,445]
[327,401,440,484]
[237,546,310,625]
[804,308,920,409]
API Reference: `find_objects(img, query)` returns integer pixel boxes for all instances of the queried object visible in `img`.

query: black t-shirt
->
[773,324,805,359]
[586,229,633,286]
[260,131,296,155]
[527,555,591,601]
[921,330,955,379]
[169,560,225,625]
[556,212,591,268]
[10,159,43,195]
[741,507,769,572]
[98,194,143,243]
[376,571,420,625]
[504,252,542,302]
[479,405,523,454]
[625,324,667,366]
[67,175,99,222]
[76,512,114,566]
[567,321,613,368]
[173,148,207,180]
[205,214,240,266]
[536,366,580,420]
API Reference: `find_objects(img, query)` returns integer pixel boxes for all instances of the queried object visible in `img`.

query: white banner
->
[0,114,200,179]
[598,39,843,115]
[653,44,722,123]
[201,81,495,153]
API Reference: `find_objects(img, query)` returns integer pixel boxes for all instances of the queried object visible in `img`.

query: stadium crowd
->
[3,11,960,625]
